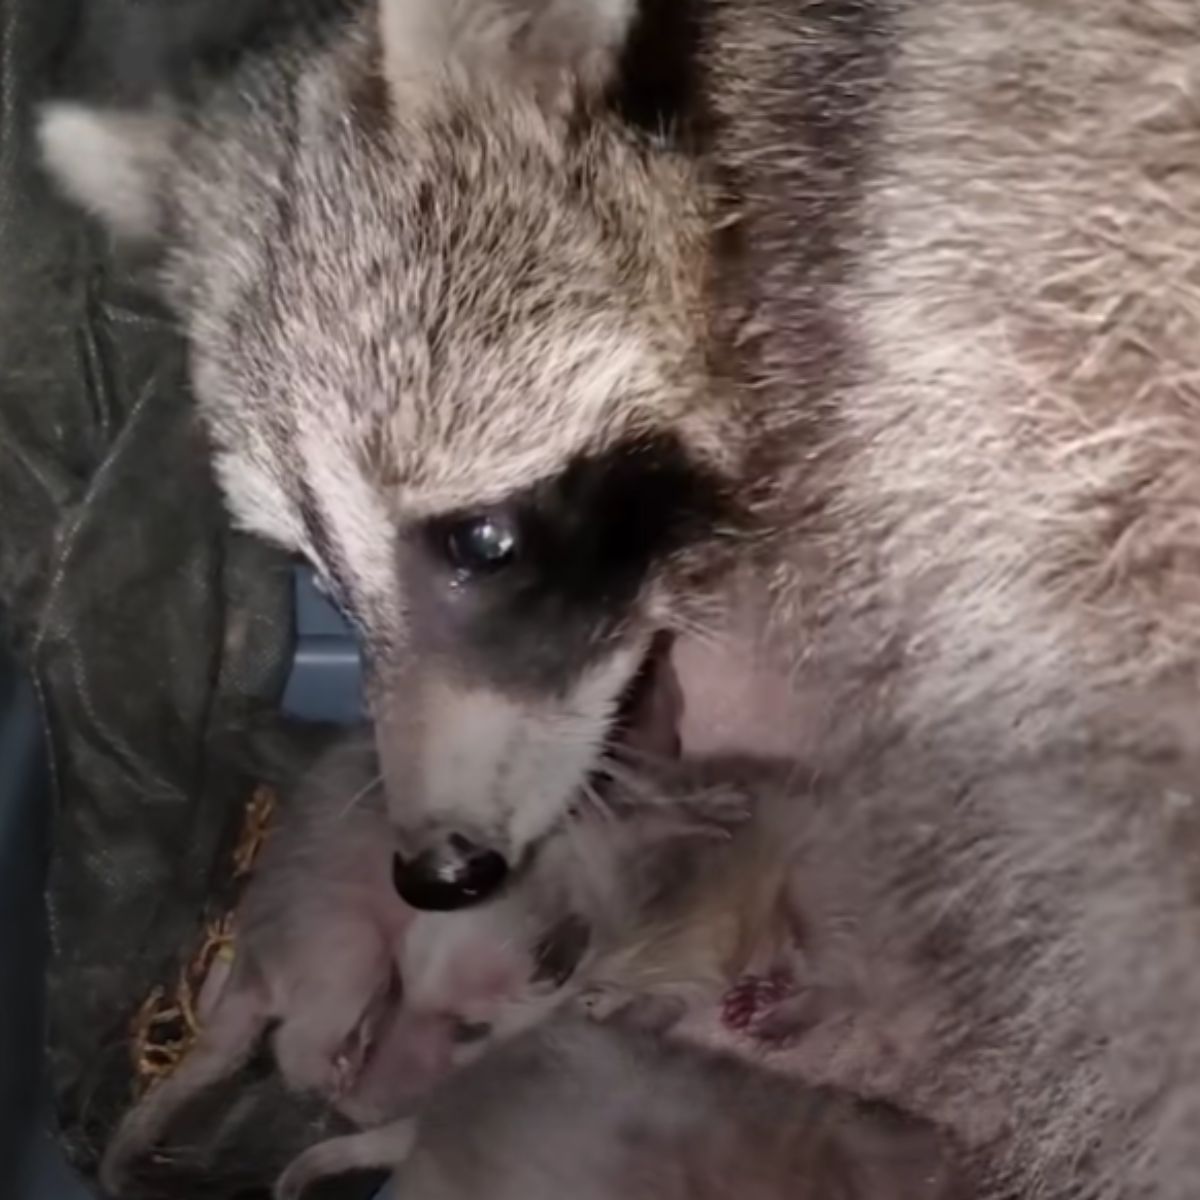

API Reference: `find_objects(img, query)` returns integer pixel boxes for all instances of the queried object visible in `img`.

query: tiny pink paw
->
[720,970,797,1039]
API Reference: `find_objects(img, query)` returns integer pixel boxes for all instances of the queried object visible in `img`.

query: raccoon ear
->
[37,102,175,241]
[520,0,639,102]
[380,0,637,110]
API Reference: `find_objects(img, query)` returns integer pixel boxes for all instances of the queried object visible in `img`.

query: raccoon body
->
[37,0,1200,1196]
[696,6,1200,1197]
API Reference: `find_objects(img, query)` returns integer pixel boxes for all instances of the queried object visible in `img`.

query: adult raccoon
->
[39,0,1200,1195]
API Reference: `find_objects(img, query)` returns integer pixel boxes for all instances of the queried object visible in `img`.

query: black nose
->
[392,834,509,911]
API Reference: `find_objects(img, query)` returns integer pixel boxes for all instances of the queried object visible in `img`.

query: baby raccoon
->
[275,1015,970,1200]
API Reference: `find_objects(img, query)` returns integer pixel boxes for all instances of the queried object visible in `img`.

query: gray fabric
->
[0,0,350,1187]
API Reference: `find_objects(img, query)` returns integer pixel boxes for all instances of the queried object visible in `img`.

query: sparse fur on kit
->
[97,737,751,1197]
[38,0,1200,1196]
[276,1015,969,1200]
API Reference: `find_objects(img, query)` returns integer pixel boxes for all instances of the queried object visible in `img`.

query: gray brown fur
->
[36,0,1200,1196]
[277,1015,968,1200]
[693,3,1200,1197]
[37,0,736,871]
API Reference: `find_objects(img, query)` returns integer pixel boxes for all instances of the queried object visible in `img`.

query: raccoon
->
[38,0,741,910]
[273,1015,969,1200]
[98,732,745,1194]
[37,0,1200,1196]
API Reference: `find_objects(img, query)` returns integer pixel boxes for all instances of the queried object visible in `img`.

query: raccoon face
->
[38,0,742,906]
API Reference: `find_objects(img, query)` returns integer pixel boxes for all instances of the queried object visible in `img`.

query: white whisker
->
[337,771,384,819]
[579,775,616,824]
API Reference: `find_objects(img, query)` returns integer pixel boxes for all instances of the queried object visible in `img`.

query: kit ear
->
[380,0,638,112]
[37,101,176,241]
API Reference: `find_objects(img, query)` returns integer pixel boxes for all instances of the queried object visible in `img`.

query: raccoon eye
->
[443,511,519,575]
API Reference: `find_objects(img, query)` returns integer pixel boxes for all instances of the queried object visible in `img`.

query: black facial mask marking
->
[405,433,734,694]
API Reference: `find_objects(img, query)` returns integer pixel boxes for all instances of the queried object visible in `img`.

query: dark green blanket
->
[0,0,335,1185]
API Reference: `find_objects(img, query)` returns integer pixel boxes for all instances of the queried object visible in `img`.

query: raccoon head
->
[38,0,745,907]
